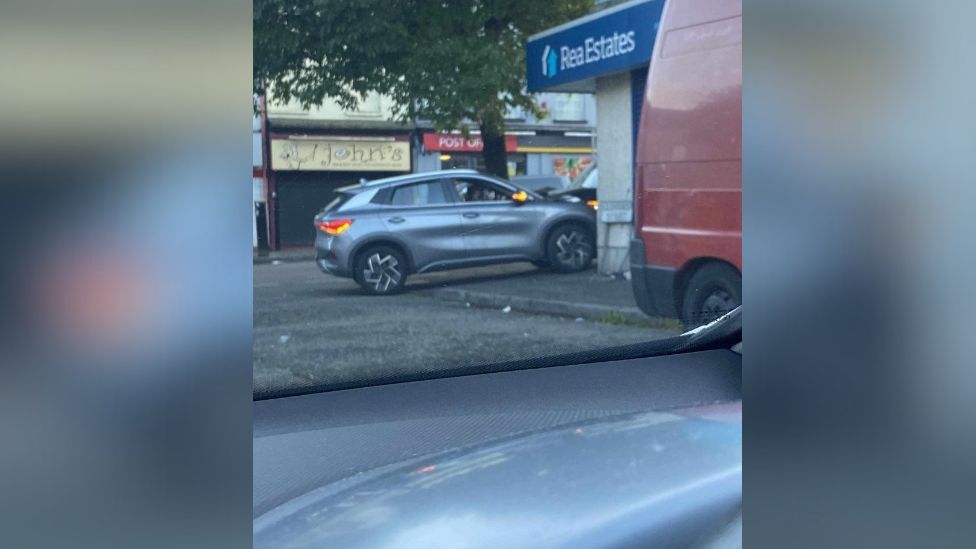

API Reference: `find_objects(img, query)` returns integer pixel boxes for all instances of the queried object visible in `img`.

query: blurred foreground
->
[0,3,252,548]
[745,0,976,546]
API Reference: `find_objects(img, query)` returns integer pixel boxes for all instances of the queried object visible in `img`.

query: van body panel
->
[632,0,742,319]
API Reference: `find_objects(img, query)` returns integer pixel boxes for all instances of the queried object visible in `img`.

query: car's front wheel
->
[546,224,594,273]
[354,245,408,295]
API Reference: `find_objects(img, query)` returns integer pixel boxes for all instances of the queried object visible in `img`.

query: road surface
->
[254,261,671,393]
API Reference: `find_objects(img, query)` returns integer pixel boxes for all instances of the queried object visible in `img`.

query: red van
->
[630,0,742,328]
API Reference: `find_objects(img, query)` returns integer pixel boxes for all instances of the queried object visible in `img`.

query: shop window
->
[550,94,586,122]
[552,156,593,180]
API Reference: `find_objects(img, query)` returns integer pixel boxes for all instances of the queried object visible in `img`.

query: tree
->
[254,0,592,178]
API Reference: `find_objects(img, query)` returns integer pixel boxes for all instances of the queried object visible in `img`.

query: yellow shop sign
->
[271,137,410,171]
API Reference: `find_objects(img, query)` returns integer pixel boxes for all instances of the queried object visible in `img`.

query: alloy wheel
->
[555,230,592,269]
[362,253,402,292]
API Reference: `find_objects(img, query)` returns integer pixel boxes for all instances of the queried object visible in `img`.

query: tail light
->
[586,199,599,210]
[316,218,353,235]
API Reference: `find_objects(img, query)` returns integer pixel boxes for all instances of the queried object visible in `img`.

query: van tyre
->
[354,245,408,295]
[681,263,741,330]
[546,224,594,273]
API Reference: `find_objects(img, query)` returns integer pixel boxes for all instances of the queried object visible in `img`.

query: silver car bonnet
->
[254,403,741,548]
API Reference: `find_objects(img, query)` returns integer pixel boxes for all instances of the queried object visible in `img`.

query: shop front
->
[268,134,411,247]
[420,133,523,176]
[420,132,593,178]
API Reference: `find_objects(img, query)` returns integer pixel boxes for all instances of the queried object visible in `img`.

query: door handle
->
[462,212,480,218]
[388,216,405,223]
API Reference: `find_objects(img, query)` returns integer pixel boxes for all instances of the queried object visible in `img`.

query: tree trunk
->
[479,123,509,179]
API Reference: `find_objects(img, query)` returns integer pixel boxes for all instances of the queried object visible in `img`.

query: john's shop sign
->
[527,0,663,91]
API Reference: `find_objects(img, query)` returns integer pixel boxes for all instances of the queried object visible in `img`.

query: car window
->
[582,167,598,189]
[338,188,377,210]
[569,163,597,190]
[391,181,450,206]
[453,179,511,202]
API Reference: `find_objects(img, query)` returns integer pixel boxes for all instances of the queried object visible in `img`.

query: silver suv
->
[314,170,597,294]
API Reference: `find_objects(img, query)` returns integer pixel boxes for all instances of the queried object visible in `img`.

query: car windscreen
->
[569,163,597,190]
[254,0,742,398]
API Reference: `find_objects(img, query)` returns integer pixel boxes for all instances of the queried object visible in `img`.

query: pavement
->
[254,249,679,329]
[253,248,315,264]
[254,260,680,393]
[413,264,678,330]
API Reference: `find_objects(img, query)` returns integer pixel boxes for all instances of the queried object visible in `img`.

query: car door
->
[448,177,542,261]
[381,180,466,270]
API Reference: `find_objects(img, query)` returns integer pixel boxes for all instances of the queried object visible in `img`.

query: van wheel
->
[681,263,741,329]
[546,224,594,273]
[354,245,408,295]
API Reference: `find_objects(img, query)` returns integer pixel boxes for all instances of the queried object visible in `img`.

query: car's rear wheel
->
[546,224,594,273]
[354,245,408,295]
[680,263,741,330]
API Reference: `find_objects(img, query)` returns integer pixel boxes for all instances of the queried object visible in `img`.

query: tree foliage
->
[254,0,592,177]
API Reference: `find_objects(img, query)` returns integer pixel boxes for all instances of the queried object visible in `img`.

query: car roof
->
[512,175,565,181]
[337,170,532,196]
[359,169,488,188]
[335,171,475,193]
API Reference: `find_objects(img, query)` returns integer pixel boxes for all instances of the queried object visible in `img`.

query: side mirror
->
[512,190,529,203]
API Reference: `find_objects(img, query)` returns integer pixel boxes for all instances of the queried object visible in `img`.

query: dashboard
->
[254,346,741,548]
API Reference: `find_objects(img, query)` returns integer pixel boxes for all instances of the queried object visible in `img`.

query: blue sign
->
[527,0,664,91]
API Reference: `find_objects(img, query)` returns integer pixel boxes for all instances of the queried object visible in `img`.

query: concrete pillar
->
[594,72,633,275]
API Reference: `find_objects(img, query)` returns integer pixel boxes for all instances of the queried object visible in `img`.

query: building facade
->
[415,93,596,179]
[264,93,415,248]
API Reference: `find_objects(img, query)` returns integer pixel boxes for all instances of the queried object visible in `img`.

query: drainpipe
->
[259,91,278,250]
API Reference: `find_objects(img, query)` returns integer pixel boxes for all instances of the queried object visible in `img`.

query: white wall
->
[506,93,597,127]
[267,92,404,122]
[594,72,633,275]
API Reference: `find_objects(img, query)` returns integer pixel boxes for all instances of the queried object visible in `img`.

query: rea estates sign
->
[526,0,663,92]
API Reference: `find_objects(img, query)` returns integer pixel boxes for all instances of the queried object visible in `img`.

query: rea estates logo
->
[542,45,558,78]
